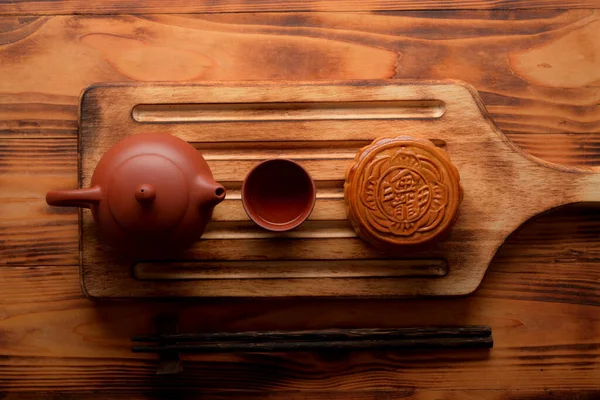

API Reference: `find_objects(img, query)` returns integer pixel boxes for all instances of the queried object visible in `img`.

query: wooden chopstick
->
[132,326,491,344]
[132,326,493,354]
[132,336,492,353]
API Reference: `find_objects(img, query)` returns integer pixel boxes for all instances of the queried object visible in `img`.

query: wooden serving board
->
[78,81,600,299]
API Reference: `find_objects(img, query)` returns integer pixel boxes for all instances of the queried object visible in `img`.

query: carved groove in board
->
[202,220,356,240]
[133,259,448,280]
[220,184,344,200]
[194,140,447,161]
[132,100,446,123]
[213,198,348,221]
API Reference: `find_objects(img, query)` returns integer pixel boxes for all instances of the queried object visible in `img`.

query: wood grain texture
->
[1,6,600,397]
[4,390,600,399]
[0,138,79,265]
[1,206,599,392]
[2,11,600,165]
[2,0,600,16]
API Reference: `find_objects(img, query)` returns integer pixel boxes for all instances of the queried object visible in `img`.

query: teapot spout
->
[195,177,226,209]
[46,186,102,209]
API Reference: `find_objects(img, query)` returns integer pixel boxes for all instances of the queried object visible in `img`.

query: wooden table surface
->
[1,1,600,398]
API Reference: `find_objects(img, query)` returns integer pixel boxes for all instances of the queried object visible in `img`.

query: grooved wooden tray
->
[79,81,600,299]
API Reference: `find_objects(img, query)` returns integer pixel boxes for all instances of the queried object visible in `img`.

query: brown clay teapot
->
[46,133,225,252]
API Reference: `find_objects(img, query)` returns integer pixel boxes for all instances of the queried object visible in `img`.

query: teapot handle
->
[46,186,102,209]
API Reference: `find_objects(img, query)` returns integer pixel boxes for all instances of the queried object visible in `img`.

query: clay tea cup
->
[242,159,316,232]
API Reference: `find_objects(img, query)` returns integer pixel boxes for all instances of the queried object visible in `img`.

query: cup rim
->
[241,158,316,232]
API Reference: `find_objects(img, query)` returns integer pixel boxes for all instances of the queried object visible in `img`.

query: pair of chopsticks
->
[132,326,492,354]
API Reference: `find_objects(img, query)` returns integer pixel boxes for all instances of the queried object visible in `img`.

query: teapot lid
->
[106,153,189,233]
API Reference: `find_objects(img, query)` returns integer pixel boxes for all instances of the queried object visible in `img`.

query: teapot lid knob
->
[135,184,156,203]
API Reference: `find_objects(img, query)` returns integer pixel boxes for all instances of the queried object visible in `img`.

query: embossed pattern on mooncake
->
[345,136,462,250]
